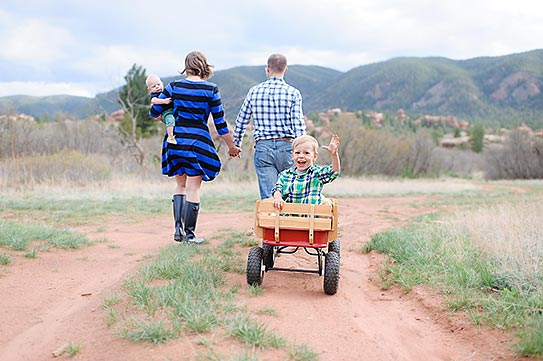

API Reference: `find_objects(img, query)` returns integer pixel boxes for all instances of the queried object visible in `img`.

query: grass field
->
[2,175,543,358]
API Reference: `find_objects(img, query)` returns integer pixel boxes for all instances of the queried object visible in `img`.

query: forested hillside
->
[1,49,542,128]
[310,49,543,127]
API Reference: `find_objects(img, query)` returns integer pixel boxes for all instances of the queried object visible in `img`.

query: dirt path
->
[0,197,524,361]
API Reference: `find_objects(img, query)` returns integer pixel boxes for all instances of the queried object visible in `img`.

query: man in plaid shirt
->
[233,53,306,199]
[272,134,340,210]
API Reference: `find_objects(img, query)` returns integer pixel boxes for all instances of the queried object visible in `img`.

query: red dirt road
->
[0,197,525,361]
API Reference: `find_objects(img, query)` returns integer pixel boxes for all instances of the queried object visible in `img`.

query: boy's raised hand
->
[322,134,340,155]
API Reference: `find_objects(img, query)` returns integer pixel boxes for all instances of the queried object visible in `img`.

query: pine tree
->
[470,124,485,153]
[118,64,156,138]
[116,64,153,165]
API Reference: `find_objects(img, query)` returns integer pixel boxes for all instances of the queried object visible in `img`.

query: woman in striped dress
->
[150,51,241,244]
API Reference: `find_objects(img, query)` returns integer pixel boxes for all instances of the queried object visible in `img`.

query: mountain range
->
[1,49,542,129]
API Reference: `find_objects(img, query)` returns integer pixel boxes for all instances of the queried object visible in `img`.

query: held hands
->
[322,134,340,155]
[228,145,242,158]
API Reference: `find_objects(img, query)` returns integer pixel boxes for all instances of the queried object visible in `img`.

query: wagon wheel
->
[262,244,275,270]
[246,246,264,286]
[328,239,340,257]
[323,251,340,295]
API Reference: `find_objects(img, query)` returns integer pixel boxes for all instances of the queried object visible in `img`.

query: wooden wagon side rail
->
[254,198,338,244]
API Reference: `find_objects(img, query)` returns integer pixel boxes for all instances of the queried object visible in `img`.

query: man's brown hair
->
[267,53,287,73]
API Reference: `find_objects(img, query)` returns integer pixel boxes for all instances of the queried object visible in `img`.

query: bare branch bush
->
[432,147,485,178]
[0,114,121,159]
[407,129,437,176]
[115,93,147,167]
[484,129,543,180]
[325,116,442,177]
[4,109,541,188]
[0,114,164,188]
[0,114,39,159]
[0,150,112,189]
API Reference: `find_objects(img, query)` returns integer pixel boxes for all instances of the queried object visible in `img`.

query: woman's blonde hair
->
[181,51,214,79]
[292,135,319,154]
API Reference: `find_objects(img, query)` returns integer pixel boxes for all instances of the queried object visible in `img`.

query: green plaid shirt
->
[272,164,340,204]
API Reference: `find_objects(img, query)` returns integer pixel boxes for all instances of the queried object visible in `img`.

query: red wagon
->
[246,198,340,295]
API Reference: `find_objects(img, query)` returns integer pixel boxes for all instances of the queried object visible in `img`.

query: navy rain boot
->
[172,194,186,243]
[183,201,205,244]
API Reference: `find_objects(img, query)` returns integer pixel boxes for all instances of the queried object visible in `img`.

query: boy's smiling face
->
[292,143,318,171]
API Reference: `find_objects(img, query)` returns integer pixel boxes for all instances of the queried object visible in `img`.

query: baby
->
[146,74,176,144]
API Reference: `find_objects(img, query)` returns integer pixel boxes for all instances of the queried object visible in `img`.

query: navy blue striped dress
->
[149,78,230,181]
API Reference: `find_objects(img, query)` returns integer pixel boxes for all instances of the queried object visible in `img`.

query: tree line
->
[1,63,542,187]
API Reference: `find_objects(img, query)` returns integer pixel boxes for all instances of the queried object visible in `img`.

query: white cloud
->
[0,81,95,97]
[1,0,542,97]
[0,18,74,64]
[71,45,183,89]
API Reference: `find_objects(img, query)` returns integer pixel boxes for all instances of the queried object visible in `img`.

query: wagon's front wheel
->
[247,246,264,286]
[323,251,340,295]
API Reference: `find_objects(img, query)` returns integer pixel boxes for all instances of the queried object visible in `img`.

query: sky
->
[0,0,542,98]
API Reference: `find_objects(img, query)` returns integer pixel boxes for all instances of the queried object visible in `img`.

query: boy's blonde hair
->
[292,135,319,154]
[181,51,214,79]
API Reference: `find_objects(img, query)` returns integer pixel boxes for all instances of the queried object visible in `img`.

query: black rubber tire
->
[262,244,275,269]
[328,239,340,257]
[323,251,340,295]
[246,246,264,286]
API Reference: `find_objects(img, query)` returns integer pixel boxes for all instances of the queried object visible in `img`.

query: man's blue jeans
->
[254,139,293,199]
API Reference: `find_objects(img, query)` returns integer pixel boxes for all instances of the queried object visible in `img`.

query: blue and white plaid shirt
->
[233,77,305,146]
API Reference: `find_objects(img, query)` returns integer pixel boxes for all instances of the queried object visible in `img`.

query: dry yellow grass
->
[323,176,481,196]
[445,196,543,290]
[0,174,484,200]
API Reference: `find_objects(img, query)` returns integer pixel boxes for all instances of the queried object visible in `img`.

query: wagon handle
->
[309,204,315,244]
[274,210,280,242]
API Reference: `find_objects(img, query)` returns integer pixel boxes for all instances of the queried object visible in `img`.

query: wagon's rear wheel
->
[328,239,340,257]
[262,244,275,270]
[246,246,264,286]
[323,251,340,295]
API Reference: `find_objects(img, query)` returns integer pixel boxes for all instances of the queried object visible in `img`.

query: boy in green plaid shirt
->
[272,134,340,210]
